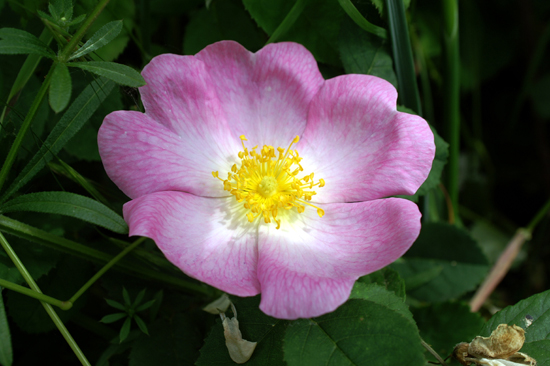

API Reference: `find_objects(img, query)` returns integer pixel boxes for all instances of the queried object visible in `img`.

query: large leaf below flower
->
[283,299,425,366]
[479,289,550,365]
[391,222,489,302]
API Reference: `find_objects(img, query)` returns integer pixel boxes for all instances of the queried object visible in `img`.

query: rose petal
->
[300,74,435,203]
[196,41,325,148]
[257,198,421,319]
[123,191,260,296]
[98,110,234,199]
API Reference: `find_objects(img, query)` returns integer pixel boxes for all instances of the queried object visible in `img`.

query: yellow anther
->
[319,178,325,188]
[213,135,324,229]
[317,208,325,217]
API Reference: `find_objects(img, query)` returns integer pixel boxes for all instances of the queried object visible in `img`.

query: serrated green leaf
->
[0,289,12,366]
[0,28,56,59]
[119,317,132,343]
[413,302,485,362]
[106,299,126,312]
[0,78,115,203]
[284,299,425,366]
[68,61,145,87]
[197,296,287,365]
[357,267,405,300]
[122,288,131,305]
[129,314,203,366]
[100,312,127,324]
[37,10,56,23]
[350,283,414,324]
[49,63,72,113]
[133,315,149,335]
[136,299,155,313]
[339,17,396,87]
[479,290,550,366]
[391,222,489,302]
[1,192,128,234]
[69,20,123,60]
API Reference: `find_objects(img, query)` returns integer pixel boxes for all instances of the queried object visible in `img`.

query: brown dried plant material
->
[468,324,525,359]
[452,323,537,366]
[220,304,257,364]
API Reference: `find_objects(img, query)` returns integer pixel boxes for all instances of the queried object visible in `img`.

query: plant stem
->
[527,196,550,232]
[421,338,448,366]
[442,0,460,222]
[0,66,55,194]
[337,0,387,39]
[0,215,212,295]
[0,278,71,310]
[68,237,146,304]
[0,233,90,365]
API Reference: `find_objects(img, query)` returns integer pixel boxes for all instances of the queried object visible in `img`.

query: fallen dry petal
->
[221,305,257,364]
[469,324,526,359]
[203,293,231,314]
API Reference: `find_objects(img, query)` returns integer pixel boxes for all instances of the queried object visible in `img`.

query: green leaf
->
[67,14,86,26]
[0,243,60,285]
[356,267,405,300]
[283,299,425,366]
[479,290,550,366]
[106,299,126,312]
[129,314,203,366]
[0,78,115,203]
[119,317,132,343]
[413,302,485,362]
[136,299,155,313]
[350,283,414,324]
[339,17,396,87]
[132,289,146,308]
[386,0,421,113]
[243,0,344,66]
[100,312,127,324]
[149,290,163,322]
[1,192,128,234]
[337,0,387,38]
[391,222,489,302]
[133,315,149,335]
[122,287,131,305]
[0,289,12,366]
[68,61,145,87]
[48,63,72,113]
[0,28,56,59]
[197,296,287,365]
[69,20,123,60]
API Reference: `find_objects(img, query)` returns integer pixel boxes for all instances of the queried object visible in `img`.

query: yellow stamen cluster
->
[212,135,325,229]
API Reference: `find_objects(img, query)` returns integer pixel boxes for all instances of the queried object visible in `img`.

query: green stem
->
[266,0,309,44]
[0,65,55,194]
[385,0,422,114]
[442,0,460,222]
[0,215,211,295]
[0,233,90,365]
[526,197,550,232]
[68,237,146,304]
[337,0,387,39]
[0,278,71,310]
[57,0,111,62]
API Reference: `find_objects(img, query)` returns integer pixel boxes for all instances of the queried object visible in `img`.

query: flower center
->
[212,135,325,229]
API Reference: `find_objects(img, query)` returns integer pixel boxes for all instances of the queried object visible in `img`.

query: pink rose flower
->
[98,41,435,319]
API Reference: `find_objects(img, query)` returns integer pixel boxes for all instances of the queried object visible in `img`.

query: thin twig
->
[469,228,531,312]
[421,338,449,366]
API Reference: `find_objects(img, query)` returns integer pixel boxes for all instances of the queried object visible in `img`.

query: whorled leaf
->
[0,28,56,59]
[0,288,12,366]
